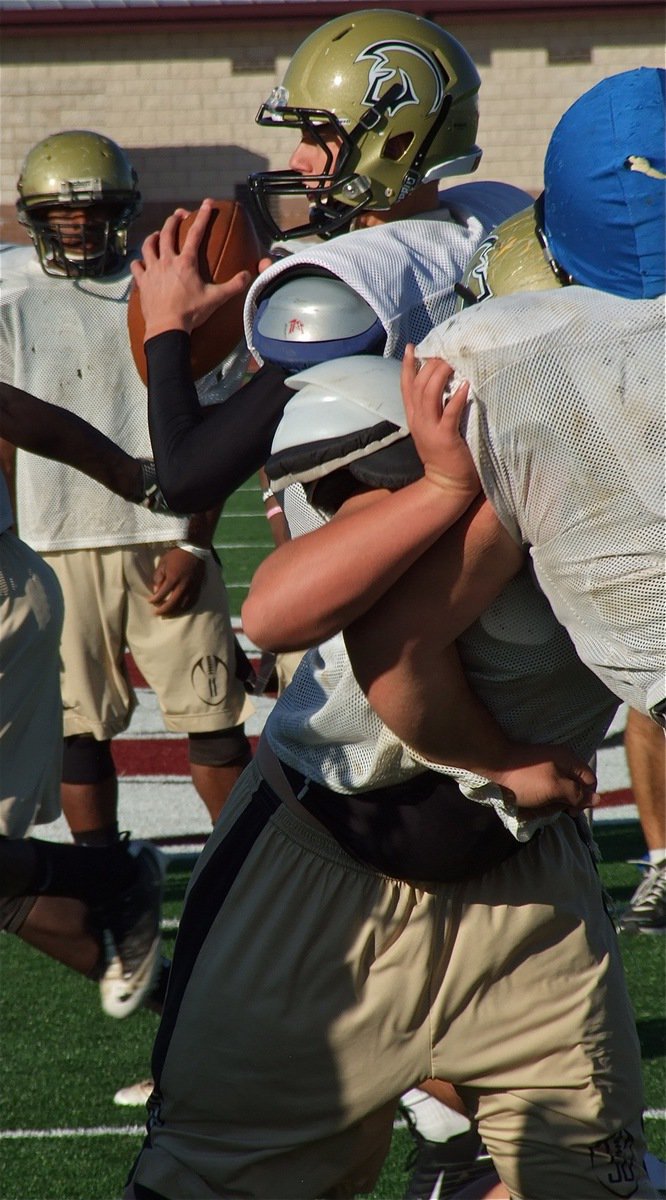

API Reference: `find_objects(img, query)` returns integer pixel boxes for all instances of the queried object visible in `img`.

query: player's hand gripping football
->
[401,344,481,502]
[131,199,252,340]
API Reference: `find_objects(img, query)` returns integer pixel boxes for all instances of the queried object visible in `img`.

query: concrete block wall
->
[1,11,662,245]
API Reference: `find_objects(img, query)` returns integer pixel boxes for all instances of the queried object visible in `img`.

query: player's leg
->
[0,530,63,838]
[0,533,102,977]
[400,1080,495,1200]
[0,892,100,977]
[2,886,168,1019]
[46,547,133,845]
[0,536,163,1013]
[188,727,252,825]
[0,832,166,1015]
[619,707,666,934]
[126,748,435,1199]
[431,817,656,1199]
[61,739,118,844]
[124,544,254,824]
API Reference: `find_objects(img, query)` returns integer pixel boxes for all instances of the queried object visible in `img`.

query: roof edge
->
[2,0,662,38]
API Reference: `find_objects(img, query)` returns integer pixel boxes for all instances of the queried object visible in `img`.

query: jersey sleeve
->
[145,330,292,512]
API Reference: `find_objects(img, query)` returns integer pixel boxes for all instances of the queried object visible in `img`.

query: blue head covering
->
[543,68,665,299]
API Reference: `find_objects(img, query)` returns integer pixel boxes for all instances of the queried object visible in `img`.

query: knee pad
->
[62,735,115,785]
[188,726,251,768]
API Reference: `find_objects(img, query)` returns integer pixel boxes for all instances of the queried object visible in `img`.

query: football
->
[128,199,262,384]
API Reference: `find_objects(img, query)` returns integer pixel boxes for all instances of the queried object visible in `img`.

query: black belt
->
[280,761,524,883]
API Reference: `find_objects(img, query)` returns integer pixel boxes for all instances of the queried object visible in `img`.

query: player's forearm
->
[344,497,521,718]
[242,476,479,652]
[145,332,290,511]
[185,506,221,549]
[343,513,597,810]
[0,382,142,501]
[359,637,518,774]
[353,632,596,810]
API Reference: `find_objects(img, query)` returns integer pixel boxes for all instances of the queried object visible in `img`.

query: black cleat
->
[402,1116,494,1200]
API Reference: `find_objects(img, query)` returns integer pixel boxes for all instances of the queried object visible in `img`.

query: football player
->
[123,10,630,1199]
[233,75,662,1200]
[226,70,663,1200]
[0,130,255,833]
[0,380,174,1017]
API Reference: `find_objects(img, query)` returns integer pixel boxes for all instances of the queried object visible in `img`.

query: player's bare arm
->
[0,381,150,505]
[343,513,598,815]
[242,394,481,654]
[131,199,252,339]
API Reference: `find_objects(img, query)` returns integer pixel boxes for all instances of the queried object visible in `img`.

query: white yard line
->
[0,1125,144,1139]
[3,1111,665,1141]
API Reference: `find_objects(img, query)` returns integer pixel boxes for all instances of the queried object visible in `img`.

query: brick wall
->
[1,12,662,245]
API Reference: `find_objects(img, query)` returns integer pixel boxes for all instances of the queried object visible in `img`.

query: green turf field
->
[214,476,275,616]
[1,823,664,1200]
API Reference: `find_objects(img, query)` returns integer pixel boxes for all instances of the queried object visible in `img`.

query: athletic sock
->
[401,1088,472,1142]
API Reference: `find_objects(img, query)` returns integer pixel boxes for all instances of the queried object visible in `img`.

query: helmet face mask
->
[23,202,134,278]
[16,131,141,278]
[250,105,360,240]
[249,9,481,241]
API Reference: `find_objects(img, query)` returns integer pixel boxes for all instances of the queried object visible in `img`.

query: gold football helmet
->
[249,8,481,240]
[455,204,564,310]
[17,130,141,277]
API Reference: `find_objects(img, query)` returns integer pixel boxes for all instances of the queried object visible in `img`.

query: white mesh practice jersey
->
[269,484,617,840]
[257,185,622,839]
[418,287,666,716]
[0,245,246,551]
[245,181,532,364]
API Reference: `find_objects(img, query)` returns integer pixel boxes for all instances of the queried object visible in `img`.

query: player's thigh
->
[123,546,254,732]
[0,534,63,833]
[432,818,652,1199]
[136,762,433,1197]
[45,548,132,738]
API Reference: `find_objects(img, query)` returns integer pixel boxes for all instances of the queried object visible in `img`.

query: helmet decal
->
[455,205,564,312]
[249,11,481,241]
[356,41,445,119]
[465,233,497,302]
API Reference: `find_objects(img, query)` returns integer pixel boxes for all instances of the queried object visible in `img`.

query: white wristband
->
[177,541,213,561]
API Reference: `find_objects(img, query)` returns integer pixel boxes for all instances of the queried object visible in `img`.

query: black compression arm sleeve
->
[145,330,292,513]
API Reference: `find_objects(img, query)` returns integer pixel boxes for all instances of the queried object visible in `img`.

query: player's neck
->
[351,182,441,230]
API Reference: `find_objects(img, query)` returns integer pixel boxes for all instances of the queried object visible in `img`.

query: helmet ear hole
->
[383,132,414,163]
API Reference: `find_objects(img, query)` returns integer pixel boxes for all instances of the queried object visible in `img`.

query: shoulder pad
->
[253,270,385,371]
[265,354,418,493]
